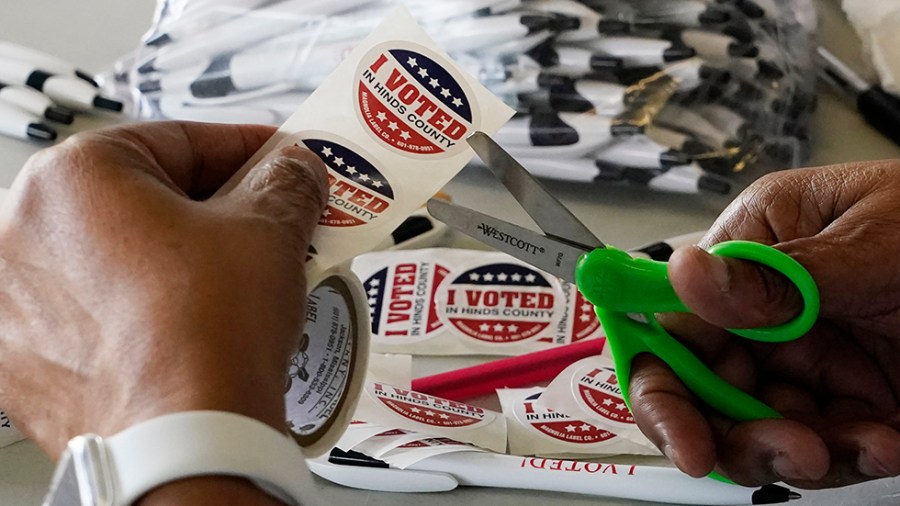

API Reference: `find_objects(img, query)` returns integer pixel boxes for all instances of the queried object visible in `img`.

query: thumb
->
[223,145,329,250]
[667,245,805,329]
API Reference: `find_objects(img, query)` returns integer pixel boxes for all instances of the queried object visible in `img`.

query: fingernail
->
[706,251,731,293]
[859,450,893,478]
[662,444,677,463]
[772,453,815,481]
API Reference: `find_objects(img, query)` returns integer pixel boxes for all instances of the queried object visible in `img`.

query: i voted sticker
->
[355,42,480,158]
[301,135,396,228]
[436,261,560,345]
[368,382,494,429]
[574,366,635,426]
[363,260,449,344]
[515,393,615,445]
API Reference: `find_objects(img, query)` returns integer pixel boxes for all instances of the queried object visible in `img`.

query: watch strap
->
[106,411,315,506]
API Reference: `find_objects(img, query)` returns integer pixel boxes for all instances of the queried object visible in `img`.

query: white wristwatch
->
[41,411,317,506]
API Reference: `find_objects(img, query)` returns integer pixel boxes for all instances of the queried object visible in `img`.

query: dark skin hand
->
[630,161,900,489]
[0,121,329,504]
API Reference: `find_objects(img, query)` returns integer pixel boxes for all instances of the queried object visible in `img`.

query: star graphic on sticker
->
[407,57,418,68]
[368,288,379,296]
[482,273,494,282]
[323,209,331,217]
[602,398,614,406]
[400,131,411,140]
[525,274,537,283]
[345,166,357,175]
[511,273,522,282]
[368,298,377,305]
[321,146,333,158]
[469,273,480,281]
[565,424,577,432]
[580,314,591,322]
[507,324,518,332]
[616,402,627,411]
[429,78,439,88]
[580,423,593,432]
[493,323,504,332]
[376,111,387,122]
[452,97,463,107]
[479,323,490,332]
[440,88,451,98]
[410,407,421,413]
[369,279,380,287]
[497,273,508,282]
[359,174,370,182]
[439,413,450,420]
[333,157,345,167]
[581,303,593,312]
[417,67,428,78]
[424,410,435,417]
[388,122,399,131]
[372,180,383,188]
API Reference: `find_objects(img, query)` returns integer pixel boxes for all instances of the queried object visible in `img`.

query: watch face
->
[42,435,114,506]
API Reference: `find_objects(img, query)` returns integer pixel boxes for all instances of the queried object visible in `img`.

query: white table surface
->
[1,1,899,505]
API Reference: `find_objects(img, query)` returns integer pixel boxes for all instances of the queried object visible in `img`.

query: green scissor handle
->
[575,240,820,421]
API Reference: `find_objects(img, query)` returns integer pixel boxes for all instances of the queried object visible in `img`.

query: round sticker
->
[368,382,494,429]
[364,261,449,344]
[355,42,480,158]
[436,261,560,345]
[574,366,636,426]
[515,393,615,445]
[300,134,396,228]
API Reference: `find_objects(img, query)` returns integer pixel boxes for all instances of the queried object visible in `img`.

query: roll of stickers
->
[226,6,513,457]
[285,265,371,458]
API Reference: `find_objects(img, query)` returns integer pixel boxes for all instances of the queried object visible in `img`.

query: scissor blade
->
[467,131,605,250]
[427,198,589,284]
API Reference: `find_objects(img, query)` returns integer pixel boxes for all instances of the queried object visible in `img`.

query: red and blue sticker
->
[438,262,558,344]
[301,137,395,228]
[356,43,479,157]
[363,261,449,343]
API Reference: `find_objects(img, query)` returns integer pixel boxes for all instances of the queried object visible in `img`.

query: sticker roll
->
[285,264,371,458]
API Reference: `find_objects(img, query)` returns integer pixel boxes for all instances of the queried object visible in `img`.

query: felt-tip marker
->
[0,100,57,142]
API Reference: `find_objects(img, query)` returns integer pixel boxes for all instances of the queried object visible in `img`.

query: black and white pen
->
[526,0,630,42]
[593,135,693,169]
[0,82,73,124]
[0,41,97,86]
[817,46,900,147]
[0,58,122,112]
[579,36,696,67]
[494,111,638,158]
[0,100,57,142]
[503,156,730,194]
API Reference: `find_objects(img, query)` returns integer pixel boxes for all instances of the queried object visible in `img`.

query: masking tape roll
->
[285,263,371,458]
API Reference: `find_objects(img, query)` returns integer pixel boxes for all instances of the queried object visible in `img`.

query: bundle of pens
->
[111,0,817,195]
[0,41,123,143]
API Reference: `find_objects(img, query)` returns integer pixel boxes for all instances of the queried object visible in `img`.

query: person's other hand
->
[0,121,327,462]
[629,162,900,489]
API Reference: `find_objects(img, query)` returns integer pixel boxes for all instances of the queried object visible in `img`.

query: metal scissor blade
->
[467,131,605,250]
[427,198,589,284]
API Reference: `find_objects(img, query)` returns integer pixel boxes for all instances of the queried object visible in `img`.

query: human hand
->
[0,121,327,463]
[629,162,900,489]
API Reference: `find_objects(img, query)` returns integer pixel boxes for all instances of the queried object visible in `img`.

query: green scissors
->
[428,132,820,427]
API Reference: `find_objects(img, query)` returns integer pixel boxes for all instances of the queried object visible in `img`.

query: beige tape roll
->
[285,264,371,458]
